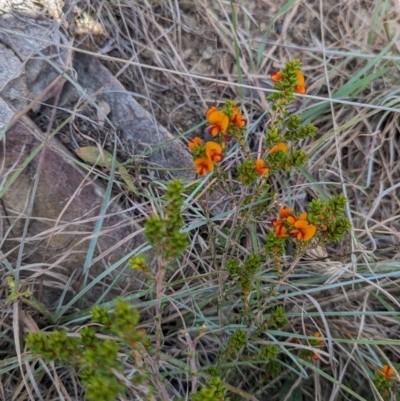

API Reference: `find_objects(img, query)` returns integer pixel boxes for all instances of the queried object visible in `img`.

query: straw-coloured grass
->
[1,0,400,400]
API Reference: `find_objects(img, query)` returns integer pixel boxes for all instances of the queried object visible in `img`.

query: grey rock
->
[1,102,145,307]
[0,12,229,308]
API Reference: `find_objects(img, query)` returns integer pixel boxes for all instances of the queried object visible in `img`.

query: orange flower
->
[271,70,306,93]
[270,142,287,154]
[188,137,203,150]
[287,212,307,226]
[379,365,396,380]
[231,108,247,128]
[206,106,218,119]
[193,157,214,175]
[295,71,306,94]
[206,107,229,136]
[205,141,223,162]
[271,71,284,82]
[295,85,306,94]
[314,332,324,346]
[255,159,269,176]
[272,219,287,238]
[289,219,316,241]
[278,206,291,218]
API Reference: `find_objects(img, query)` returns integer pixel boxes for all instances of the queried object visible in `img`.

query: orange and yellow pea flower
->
[314,332,324,346]
[270,142,287,154]
[206,106,229,136]
[273,207,294,239]
[278,206,291,218]
[379,365,396,381]
[289,219,316,241]
[271,71,284,82]
[284,211,316,241]
[231,108,247,128]
[311,332,323,360]
[188,137,203,150]
[255,159,269,176]
[205,141,223,162]
[294,71,306,94]
[272,219,287,238]
[286,212,308,226]
[206,106,218,119]
[193,157,214,176]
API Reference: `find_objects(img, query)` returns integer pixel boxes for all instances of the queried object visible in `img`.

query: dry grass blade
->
[1,0,400,400]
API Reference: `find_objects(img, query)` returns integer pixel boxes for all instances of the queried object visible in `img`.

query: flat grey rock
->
[1,103,146,307]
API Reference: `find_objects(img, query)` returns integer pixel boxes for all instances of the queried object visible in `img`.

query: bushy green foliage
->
[129,254,151,275]
[191,377,227,401]
[307,194,351,243]
[27,301,152,401]
[145,179,188,260]
[270,306,289,328]
[265,231,286,260]
[260,344,278,361]
[223,329,247,360]
[237,159,259,185]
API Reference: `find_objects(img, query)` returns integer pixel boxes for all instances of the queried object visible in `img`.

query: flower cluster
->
[296,331,324,361]
[272,206,317,241]
[255,143,288,176]
[379,365,396,381]
[188,138,223,175]
[190,65,312,183]
[271,69,306,94]
[188,61,311,181]
[206,102,247,138]
[188,101,247,176]
[374,363,398,400]
[266,196,350,265]
[311,331,324,360]
[236,140,290,185]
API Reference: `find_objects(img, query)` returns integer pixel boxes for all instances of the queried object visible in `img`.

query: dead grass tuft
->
[2,0,400,399]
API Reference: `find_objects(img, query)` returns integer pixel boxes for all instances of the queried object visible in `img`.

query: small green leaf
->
[75,146,116,168]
